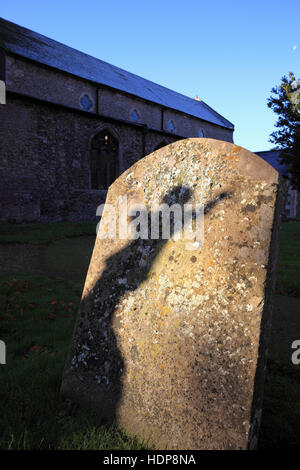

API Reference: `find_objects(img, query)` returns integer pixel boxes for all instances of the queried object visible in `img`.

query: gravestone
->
[61,138,282,450]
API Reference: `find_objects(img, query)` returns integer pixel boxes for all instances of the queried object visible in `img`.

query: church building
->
[0,18,234,222]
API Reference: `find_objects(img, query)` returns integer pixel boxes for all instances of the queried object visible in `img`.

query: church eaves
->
[0,17,234,130]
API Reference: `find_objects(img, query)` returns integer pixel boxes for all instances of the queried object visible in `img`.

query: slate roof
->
[255,150,289,176]
[0,18,234,130]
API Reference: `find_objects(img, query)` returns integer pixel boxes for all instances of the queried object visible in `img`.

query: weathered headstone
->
[61,138,282,450]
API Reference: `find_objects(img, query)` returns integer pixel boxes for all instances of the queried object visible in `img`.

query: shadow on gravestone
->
[61,138,282,450]
[60,185,231,417]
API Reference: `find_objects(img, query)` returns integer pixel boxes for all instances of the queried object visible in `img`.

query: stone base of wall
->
[0,192,40,223]
[0,171,41,223]
[0,171,107,223]
[38,189,107,222]
[65,189,107,221]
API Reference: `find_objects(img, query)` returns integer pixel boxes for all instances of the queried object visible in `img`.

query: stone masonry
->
[0,18,234,222]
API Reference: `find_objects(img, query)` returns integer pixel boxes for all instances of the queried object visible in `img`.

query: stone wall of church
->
[5,53,234,142]
[0,52,234,222]
[6,54,98,113]
[98,88,162,129]
[0,95,178,222]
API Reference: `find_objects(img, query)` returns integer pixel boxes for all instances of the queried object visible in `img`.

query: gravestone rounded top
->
[89,138,279,289]
[108,137,278,207]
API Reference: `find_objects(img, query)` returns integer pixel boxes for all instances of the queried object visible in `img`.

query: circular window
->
[80,94,93,111]
[130,109,140,122]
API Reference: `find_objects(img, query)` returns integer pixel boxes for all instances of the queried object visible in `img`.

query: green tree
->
[267,72,300,190]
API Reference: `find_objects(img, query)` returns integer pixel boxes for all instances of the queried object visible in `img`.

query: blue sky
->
[1,0,299,151]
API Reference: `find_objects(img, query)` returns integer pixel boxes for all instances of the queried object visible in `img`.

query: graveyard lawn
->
[275,221,300,297]
[0,222,147,450]
[0,220,299,450]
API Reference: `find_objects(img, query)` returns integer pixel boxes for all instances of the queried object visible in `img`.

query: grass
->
[0,221,96,245]
[276,221,300,297]
[258,356,300,449]
[0,220,300,449]
[0,272,146,450]
[258,221,300,449]
[0,221,147,450]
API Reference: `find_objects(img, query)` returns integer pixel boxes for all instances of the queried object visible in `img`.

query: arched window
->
[154,141,168,151]
[90,130,119,189]
[198,128,205,138]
